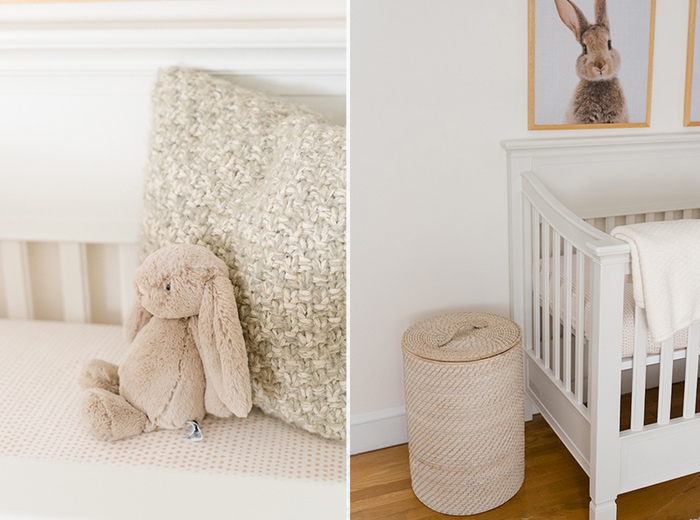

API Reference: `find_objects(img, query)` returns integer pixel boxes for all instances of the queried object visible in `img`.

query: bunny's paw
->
[80,388,151,441]
[78,359,120,394]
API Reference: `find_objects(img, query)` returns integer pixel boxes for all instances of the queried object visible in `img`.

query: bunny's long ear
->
[196,275,252,418]
[594,0,609,29]
[554,0,589,39]
[124,296,152,343]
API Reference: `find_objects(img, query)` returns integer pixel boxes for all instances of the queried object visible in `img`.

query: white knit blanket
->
[611,220,700,342]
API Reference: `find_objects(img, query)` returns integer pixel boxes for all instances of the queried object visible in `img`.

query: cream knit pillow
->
[140,68,346,441]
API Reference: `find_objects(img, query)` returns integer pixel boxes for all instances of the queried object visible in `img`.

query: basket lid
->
[402,312,521,362]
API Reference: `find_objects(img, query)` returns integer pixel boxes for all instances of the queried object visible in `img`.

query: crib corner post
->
[589,499,618,520]
[524,395,536,421]
[586,245,628,520]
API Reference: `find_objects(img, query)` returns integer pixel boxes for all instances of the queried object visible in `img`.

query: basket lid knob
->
[402,312,521,362]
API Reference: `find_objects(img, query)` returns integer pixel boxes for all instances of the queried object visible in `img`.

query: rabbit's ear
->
[196,275,252,418]
[124,296,152,343]
[554,0,589,39]
[594,0,609,28]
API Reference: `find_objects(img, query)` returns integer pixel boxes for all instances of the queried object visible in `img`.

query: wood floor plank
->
[350,414,700,519]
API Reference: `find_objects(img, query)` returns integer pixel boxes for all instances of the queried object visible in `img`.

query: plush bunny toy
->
[78,244,252,441]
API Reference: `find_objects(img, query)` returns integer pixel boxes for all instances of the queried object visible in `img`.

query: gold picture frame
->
[528,0,655,130]
[684,0,700,126]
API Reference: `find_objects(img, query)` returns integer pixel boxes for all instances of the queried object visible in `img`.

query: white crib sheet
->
[541,257,688,358]
[0,319,345,520]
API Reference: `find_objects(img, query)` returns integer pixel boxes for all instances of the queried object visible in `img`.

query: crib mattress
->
[0,319,345,520]
[541,258,688,358]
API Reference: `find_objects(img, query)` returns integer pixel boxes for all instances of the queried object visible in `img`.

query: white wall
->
[349,0,696,454]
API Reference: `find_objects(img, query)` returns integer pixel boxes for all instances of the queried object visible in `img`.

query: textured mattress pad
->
[0,319,345,482]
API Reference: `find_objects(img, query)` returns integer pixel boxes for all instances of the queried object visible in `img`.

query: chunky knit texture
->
[140,68,346,440]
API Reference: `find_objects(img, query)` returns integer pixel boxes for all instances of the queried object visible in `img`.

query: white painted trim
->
[350,407,407,455]
[0,28,346,52]
[0,2,346,79]
[501,132,700,156]
[0,456,345,520]
[0,515,55,520]
[350,401,541,455]
[0,1,346,26]
[0,27,346,92]
[0,220,141,246]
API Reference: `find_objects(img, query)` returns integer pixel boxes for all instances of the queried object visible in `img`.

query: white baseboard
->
[525,395,539,420]
[351,399,540,456]
[350,406,408,455]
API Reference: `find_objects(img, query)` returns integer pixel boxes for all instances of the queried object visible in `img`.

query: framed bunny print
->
[685,0,700,126]
[529,0,656,130]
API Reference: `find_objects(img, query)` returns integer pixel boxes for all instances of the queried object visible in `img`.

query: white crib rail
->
[522,172,629,406]
[522,171,630,515]
[58,243,91,323]
[523,169,700,501]
[0,240,33,320]
[524,170,700,429]
[0,239,138,324]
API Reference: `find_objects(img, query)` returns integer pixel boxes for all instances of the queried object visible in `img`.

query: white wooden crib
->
[0,3,345,519]
[504,133,700,520]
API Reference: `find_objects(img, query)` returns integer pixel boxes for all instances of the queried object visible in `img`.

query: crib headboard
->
[502,133,700,324]
[504,134,700,218]
[0,1,345,325]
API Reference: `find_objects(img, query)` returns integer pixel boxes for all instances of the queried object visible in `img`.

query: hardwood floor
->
[350,414,700,520]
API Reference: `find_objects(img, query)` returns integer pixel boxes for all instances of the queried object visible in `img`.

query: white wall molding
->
[0,1,345,27]
[0,27,346,51]
[0,1,346,91]
[350,407,408,455]
[0,29,345,91]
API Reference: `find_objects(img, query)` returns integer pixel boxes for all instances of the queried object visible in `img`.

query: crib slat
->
[604,217,616,234]
[551,230,561,379]
[523,201,534,355]
[657,337,675,426]
[630,306,648,431]
[683,324,700,418]
[59,242,91,323]
[542,221,551,369]
[562,242,573,392]
[532,210,541,359]
[0,240,34,320]
[683,209,693,220]
[574,252,585,405]
[119,243,139,324]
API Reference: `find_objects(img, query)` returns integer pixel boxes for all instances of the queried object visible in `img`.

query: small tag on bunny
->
[185,421,203,441]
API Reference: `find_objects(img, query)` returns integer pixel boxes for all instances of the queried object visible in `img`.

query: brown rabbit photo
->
[555,0,628,124]
[529,0,654,128]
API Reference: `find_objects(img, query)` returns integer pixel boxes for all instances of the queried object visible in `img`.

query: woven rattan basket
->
[402,312,524,516]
